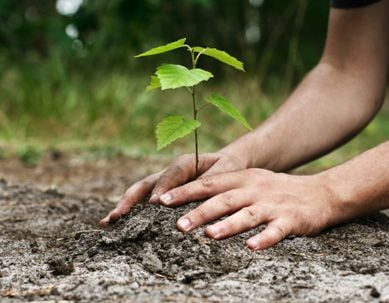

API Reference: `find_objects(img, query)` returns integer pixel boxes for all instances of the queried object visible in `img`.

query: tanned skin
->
[101,1,389,250]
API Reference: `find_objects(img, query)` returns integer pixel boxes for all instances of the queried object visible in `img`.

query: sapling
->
[135,38,252,176]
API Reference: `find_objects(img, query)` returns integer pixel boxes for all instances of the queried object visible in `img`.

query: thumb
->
[150,153,219,203]
[200,154,244,178]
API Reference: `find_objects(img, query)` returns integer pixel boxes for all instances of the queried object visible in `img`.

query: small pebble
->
[370,286,380,298]
[142,253,163,273]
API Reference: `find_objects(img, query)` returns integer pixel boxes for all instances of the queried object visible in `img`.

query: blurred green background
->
[0,0,387,170]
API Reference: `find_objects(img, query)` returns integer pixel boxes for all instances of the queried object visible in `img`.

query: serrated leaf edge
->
[135,38,187,58]
[156,116,201,150]
[205,93,252,131]
[193,47,245,71]
[155,64,213,90]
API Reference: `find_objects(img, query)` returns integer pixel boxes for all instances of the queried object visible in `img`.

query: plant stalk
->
[190,49,199,177]
[192,86,199,177]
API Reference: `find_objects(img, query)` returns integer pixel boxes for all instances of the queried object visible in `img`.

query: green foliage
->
[206,93,252,130]
[135,38,251,173]
[0,0,328,95]
[155,64,213,90]
[17,145,41,167]
[156,116,201,150]
[134,38,187,58]
[146,76,161,92]
[193,47,245,71]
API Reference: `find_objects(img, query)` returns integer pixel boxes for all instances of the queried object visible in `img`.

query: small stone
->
[48,257,74,276]
[363,238,383,247]
[193,280,208,289]
[129,282,140,289]
[170,264,179,274]
[177,270,206,284]
[99,236,115,245]
[370,286,380,298]
[87,247,98,258]
[142,253,163,273]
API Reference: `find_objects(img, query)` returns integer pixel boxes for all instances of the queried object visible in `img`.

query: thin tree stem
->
[197,103,209,113]
[190,49,199,177]
[192,86,199,176]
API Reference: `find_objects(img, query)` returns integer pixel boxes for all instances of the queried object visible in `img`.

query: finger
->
[150,153,220,203]
[246,219,292,250]
[200,152,244,178]
[176,189,251,232]
[149,154,197,203]
[99,172,161,227]
[204,204,267,240]
[159,171,245,206]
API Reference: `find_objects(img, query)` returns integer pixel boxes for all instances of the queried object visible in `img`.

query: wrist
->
[317,142,389,225]
[219,132,279,170]
[218,134,258,169]
[315,168,370,225]
[217,144,251,169]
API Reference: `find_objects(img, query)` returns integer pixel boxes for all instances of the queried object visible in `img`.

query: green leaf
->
[193,47,245,71]
[156,64,213,90]
[135,38,187,58]
[156,116,201,150]
[146,75,161,92]
[206,93,252,130]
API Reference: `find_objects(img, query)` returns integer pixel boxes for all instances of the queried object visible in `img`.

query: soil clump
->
[0,180,388,302]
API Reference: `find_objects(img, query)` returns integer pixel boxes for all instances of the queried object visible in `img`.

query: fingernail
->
[149,194,158,203]
[160,193,172,204]
[207,225,222,239]
[177,217,192,232]
[247,239,260,250]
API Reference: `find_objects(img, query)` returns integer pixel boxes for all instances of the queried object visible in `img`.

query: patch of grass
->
[0,62,387,172]
[17,145,42,167]
[0,62,269,154]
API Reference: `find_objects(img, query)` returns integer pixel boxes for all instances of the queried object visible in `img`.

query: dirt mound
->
[0,180,388,302]
[96,202,254,280]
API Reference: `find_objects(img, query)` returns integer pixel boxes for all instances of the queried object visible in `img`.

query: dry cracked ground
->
[0,152,388,302]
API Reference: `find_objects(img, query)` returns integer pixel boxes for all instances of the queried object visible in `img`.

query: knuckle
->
[170,164,184,175]
[245,168,270,186]
[123,186,135,199]
[138,179,151,189]
[176,153,193,163]
[241,207,258,228]
[158,166,183,185]
[246,168,260,177]
[192,206,209,221]
[247,168,273,178]
[220,193,235,210]
[130,180,147,193]
[118,195,131,209]
[175,186,189,197]
[246,167,265,176]
[199,176,213,188]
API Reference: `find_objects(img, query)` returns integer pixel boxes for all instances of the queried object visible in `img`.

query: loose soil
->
[0,153,388,302]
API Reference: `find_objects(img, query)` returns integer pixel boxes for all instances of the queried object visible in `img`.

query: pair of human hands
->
[100,152,336,250]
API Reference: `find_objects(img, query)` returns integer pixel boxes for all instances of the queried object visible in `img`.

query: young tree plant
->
[135,38,252,176]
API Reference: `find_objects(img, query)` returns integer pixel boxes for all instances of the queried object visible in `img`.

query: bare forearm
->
[221,1,388,172]
[320,141,389,224]
[221,63,385,171]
